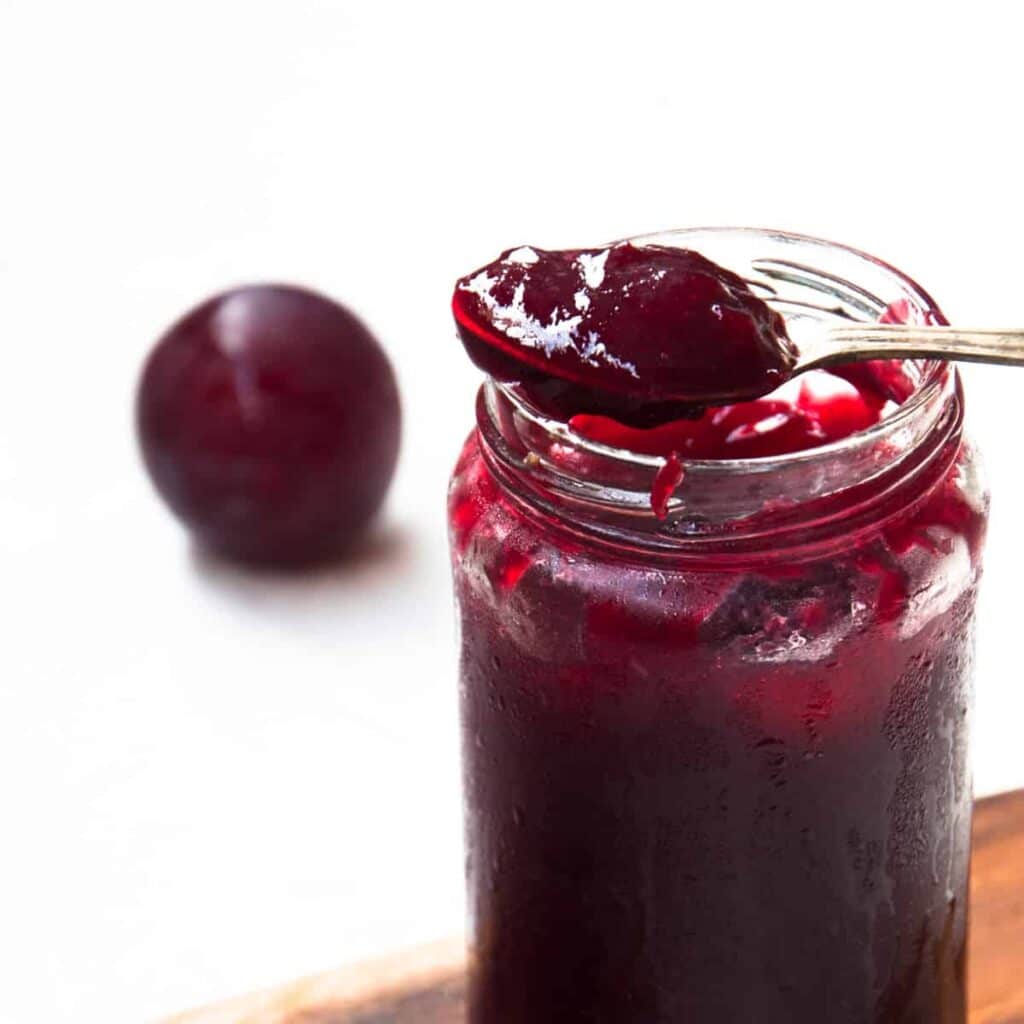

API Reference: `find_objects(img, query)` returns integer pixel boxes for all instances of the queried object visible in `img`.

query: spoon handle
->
[807,324,1024,369]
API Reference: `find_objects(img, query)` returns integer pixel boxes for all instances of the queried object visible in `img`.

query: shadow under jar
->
[447,228,988,1023]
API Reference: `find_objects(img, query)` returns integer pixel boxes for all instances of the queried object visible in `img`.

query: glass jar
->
[447,228,988,1023]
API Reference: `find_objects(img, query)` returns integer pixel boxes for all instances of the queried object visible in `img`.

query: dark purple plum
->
[138,284,400,565]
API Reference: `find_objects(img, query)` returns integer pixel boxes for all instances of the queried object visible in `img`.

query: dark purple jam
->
[453,242,796,424]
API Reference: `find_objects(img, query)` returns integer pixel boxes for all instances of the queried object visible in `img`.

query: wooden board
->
[172,790,1024,1024]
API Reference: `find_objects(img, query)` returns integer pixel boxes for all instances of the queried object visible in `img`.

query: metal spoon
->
[751,256,1024,377]
[789,321,1024,374]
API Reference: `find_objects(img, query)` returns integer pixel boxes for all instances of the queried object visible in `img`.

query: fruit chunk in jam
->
[453,242,796,423]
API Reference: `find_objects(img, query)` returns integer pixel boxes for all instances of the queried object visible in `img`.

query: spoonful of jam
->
[454,240,1024,427]
[452,242,796,426]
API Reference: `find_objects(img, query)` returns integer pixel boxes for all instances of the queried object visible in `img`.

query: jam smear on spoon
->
[453,242,797,424]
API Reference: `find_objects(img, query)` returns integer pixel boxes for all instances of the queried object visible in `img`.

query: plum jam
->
[448,230,988,1022]
[453,241,796,424]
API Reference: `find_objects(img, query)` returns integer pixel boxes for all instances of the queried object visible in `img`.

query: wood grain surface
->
[171,790,1024,1024]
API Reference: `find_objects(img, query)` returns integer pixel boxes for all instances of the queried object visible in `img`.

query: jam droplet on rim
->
[650,452,685,519]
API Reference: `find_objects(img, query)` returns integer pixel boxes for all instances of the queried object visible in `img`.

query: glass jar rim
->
[476,227,963,554]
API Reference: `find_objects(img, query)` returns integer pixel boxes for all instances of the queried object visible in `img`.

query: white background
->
[1,2,1022,1021]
